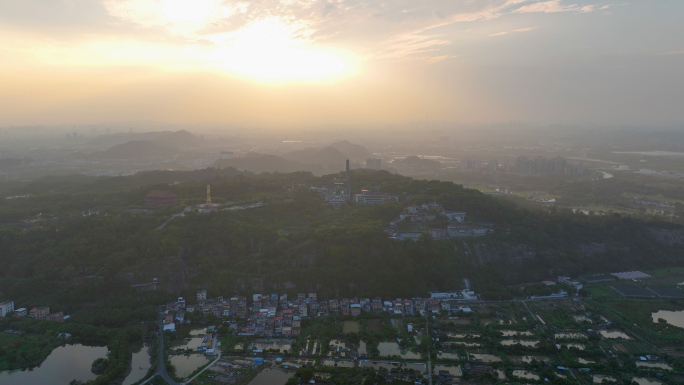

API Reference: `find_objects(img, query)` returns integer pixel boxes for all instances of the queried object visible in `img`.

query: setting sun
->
[205,18,355,82]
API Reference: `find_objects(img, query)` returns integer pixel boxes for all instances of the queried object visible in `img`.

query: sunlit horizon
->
[0,1,683,126]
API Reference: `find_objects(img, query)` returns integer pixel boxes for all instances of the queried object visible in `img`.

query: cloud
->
[0,0,629,67]
[514,0,599,14]
[661,50,684,56]
[94,1,631,63]
[490,27,537,37]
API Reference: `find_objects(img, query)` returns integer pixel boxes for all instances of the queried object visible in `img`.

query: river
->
[0,343,107,385]
[248,368,293,385]
[652,310,684,329]
[122,342,152,385]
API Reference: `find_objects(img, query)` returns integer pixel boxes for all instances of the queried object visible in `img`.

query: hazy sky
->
[1,1,683,127]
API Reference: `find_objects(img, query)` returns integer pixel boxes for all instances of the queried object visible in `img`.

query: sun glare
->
[207,19,355,82]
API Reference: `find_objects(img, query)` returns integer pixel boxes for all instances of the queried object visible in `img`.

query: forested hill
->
[0,169,683,313]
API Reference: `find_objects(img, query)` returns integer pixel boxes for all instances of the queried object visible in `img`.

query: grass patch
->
[587,284,620,298]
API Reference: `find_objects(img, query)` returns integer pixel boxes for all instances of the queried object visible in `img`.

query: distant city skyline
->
[1,1,683,126]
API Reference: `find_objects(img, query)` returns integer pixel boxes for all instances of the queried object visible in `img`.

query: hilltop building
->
[353,193,399,204]
[0,301,14,317]
[29,307,50,320]
[311,183,351,209]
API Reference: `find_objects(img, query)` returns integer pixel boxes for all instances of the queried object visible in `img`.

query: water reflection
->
[599,330,630,339]
[122,343,152,385]
[251,340,293,352]
[593,374,616,383]
[501,340,539,347]
[0,343,107,385]
[555,333,586,339]
[377,342,421,359]
[634,377,662,385]
[636,362,673,370]
[501,330,532,337]
[652,310,684,329]
[469,353,501,363]
[169,354,209,379]
[513,370,539,380]
[248,369,293,385]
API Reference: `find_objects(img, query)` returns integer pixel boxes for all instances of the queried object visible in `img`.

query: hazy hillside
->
[216,152,307,174]
[283,146,348,166]
[87,130,200,149]
[2,169,684,305]
[84,140,179,160]
[328,140,373,160]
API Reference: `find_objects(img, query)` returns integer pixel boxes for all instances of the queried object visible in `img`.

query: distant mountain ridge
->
[216,153,307,174]
[283,147,348,166]
[87,130,199,149]
[85,140,179,160]
[327,140,373,160]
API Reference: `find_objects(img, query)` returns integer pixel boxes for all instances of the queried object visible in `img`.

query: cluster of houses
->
[161,288,481,338]
[0,301,65,322]
[386,202,493,240]
[310,183,399,209]
[308,184,495,240]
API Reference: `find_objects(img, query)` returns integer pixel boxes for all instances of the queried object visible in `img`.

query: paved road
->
[157,211,185,230]
[140,314,182,385]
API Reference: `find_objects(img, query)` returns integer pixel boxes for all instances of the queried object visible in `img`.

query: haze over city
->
[3,2,684,385]
[1,1,684,126]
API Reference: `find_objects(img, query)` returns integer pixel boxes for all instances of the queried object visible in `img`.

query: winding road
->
[139,313,223,385]
[140,314,181,385]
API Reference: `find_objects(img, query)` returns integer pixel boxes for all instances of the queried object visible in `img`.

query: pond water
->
[634,378,662,385]
[448,341,480,347]
[512,370,539,380]
[636,362,673,370]
[359,361,425,373]
[251,340,292,352]
[248,368,293,385]
[170,328,207,351]
[169,354,210,379]
[0,343,107,385]
[469,353,501,362]
[519,355,550,363]
[555,333,587,339]
[501,340,539,347]
[343,321,360,334]
[652,310,684,329]
[322,359,354,368]
[593,374,617,383]
[501,330,532,337]
[434,365,462,376]
[447,332,480,339]
[377,342,421,359]
[600,330,631,339]
[122,342,152,385]
[436,353,460,360]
